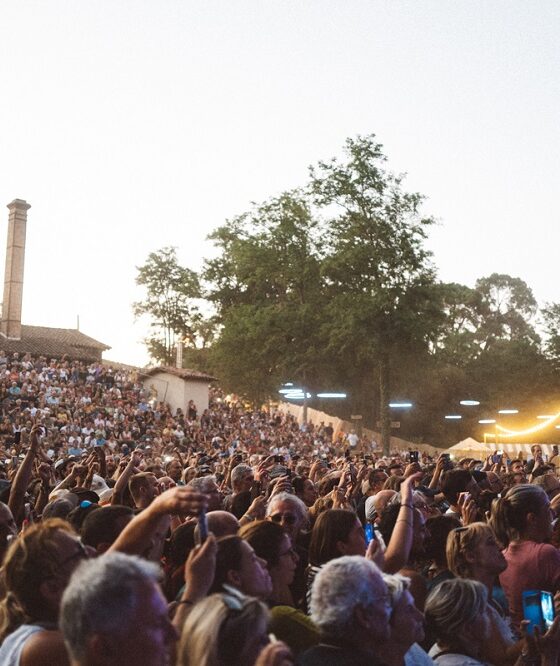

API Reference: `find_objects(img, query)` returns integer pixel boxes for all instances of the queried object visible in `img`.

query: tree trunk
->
[379,354,391,456]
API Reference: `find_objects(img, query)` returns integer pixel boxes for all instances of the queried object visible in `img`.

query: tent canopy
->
[446,438,493,458]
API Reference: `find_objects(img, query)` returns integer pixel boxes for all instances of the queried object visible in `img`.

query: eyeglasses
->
[270,513,297,525]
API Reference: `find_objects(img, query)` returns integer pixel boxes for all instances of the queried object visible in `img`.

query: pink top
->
[499,540,560,627]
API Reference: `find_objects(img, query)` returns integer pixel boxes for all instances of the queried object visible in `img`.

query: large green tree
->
[133,247,203,365]
[309,135,443,453]
[204,191,327,405]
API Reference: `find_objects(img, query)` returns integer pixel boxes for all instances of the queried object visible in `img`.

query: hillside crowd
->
[1,352,560,665]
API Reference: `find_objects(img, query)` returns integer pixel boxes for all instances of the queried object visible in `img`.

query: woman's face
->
[472,532,507,576]
[339,519,366,557]
[270,534,298,587]
[390,590,425,647]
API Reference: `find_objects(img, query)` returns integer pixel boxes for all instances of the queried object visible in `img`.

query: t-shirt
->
[499,540,560,627]
[427,644,488,666]
[0,624,45,666]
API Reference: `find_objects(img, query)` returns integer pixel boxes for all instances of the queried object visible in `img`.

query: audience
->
[0,351,559,665]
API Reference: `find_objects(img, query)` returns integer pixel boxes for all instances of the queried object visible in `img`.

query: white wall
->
[142,372,209,415]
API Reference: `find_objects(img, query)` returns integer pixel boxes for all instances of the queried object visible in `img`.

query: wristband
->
[176,598,194,607]
[400,503,413,508]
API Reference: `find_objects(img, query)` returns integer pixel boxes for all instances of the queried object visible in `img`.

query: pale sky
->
[0,1,558,366]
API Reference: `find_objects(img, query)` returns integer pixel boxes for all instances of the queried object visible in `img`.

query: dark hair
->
[230,491,252,519]
[209,535,245,594]
[378,503,401,545]
[291,476,306,497]
[68,502,100,533]
[308,509,357,566]
[166,521,196,567]
[424,515,461,567]
[81,505,133,550]
[440,469,472,505]
[239,520,286,568]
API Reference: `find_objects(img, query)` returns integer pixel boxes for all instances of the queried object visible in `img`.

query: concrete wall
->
[142,372,209,415]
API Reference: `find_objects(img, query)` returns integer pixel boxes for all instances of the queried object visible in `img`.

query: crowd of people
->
[0,351,560,665]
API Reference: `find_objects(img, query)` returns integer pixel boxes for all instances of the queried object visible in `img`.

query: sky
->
[0,1,558,366]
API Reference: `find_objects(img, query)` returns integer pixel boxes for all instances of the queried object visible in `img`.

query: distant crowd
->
[0,351,560,665]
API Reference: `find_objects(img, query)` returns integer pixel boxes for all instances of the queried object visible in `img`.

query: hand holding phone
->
[195,508,208,546]
[523,590,555,636]
[364,523,376,547]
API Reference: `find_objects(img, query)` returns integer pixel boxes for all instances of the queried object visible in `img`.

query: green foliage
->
[309,135,443,452]
[134,136,560,448]
[133,247,204,365]
[205,191,328,405]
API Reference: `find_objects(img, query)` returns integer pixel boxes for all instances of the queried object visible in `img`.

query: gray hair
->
[266,492,309,526]
[186,475,217,494]
[310,555,385,639]
[60,552,160,661]
[382,573,410,610]
[231,464,253,487]
[424,578,487,645]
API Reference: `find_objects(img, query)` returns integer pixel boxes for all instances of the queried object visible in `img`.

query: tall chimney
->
[1,199,30,340]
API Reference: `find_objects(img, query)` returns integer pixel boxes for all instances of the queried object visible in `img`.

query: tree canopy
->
[133,136,560,448]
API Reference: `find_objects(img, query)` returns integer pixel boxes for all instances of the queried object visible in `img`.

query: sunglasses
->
[270,513,297,525]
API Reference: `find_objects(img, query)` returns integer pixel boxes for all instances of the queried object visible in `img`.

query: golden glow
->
[484,410,560,439]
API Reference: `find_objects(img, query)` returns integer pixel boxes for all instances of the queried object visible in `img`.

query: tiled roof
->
[140,366,216,382]
[0,325,110,360]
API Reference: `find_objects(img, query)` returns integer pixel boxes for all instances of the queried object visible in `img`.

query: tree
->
[474,273,539,349]
[133,247,203,365]
[309,135,443,454]
[205,191,328,405]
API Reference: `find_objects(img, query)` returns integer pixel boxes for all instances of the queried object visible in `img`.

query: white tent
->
[446,437,493,458]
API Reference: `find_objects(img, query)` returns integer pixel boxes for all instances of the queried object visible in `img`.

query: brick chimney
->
[1,199,31,340]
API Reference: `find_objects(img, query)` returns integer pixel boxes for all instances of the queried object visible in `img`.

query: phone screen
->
[364,523,376,546]
[196,509,208,545]
[523,590,555,635]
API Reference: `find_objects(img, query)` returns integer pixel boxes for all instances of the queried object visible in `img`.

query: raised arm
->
[8,426,41,525]
[383,472,422,574]
[109,486,206,556]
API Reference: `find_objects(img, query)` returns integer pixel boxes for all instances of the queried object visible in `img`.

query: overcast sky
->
[0,1,558,366]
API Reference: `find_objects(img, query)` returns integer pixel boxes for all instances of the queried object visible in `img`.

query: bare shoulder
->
[20,629,70,666]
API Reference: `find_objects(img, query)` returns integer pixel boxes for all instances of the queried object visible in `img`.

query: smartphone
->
[410,451,419,463]
[522,590,555,636]
[195,508,208,546]
[458,492,471,505]
[274,455,283,463]
[364,523,376,547]
[250,480,263,500]
[14,431,21,445]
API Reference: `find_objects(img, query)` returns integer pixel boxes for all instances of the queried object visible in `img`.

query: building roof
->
[0,325,110,360]
[140,366,216,382]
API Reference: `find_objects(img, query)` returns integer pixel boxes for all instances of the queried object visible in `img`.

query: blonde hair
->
[178,593,269,666]
[446,522,494,579]
[0,519,74,641]
[425,578,487,647]
[489,484,547,547]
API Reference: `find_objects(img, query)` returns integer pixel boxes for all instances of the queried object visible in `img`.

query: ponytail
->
[489,484,547,547]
